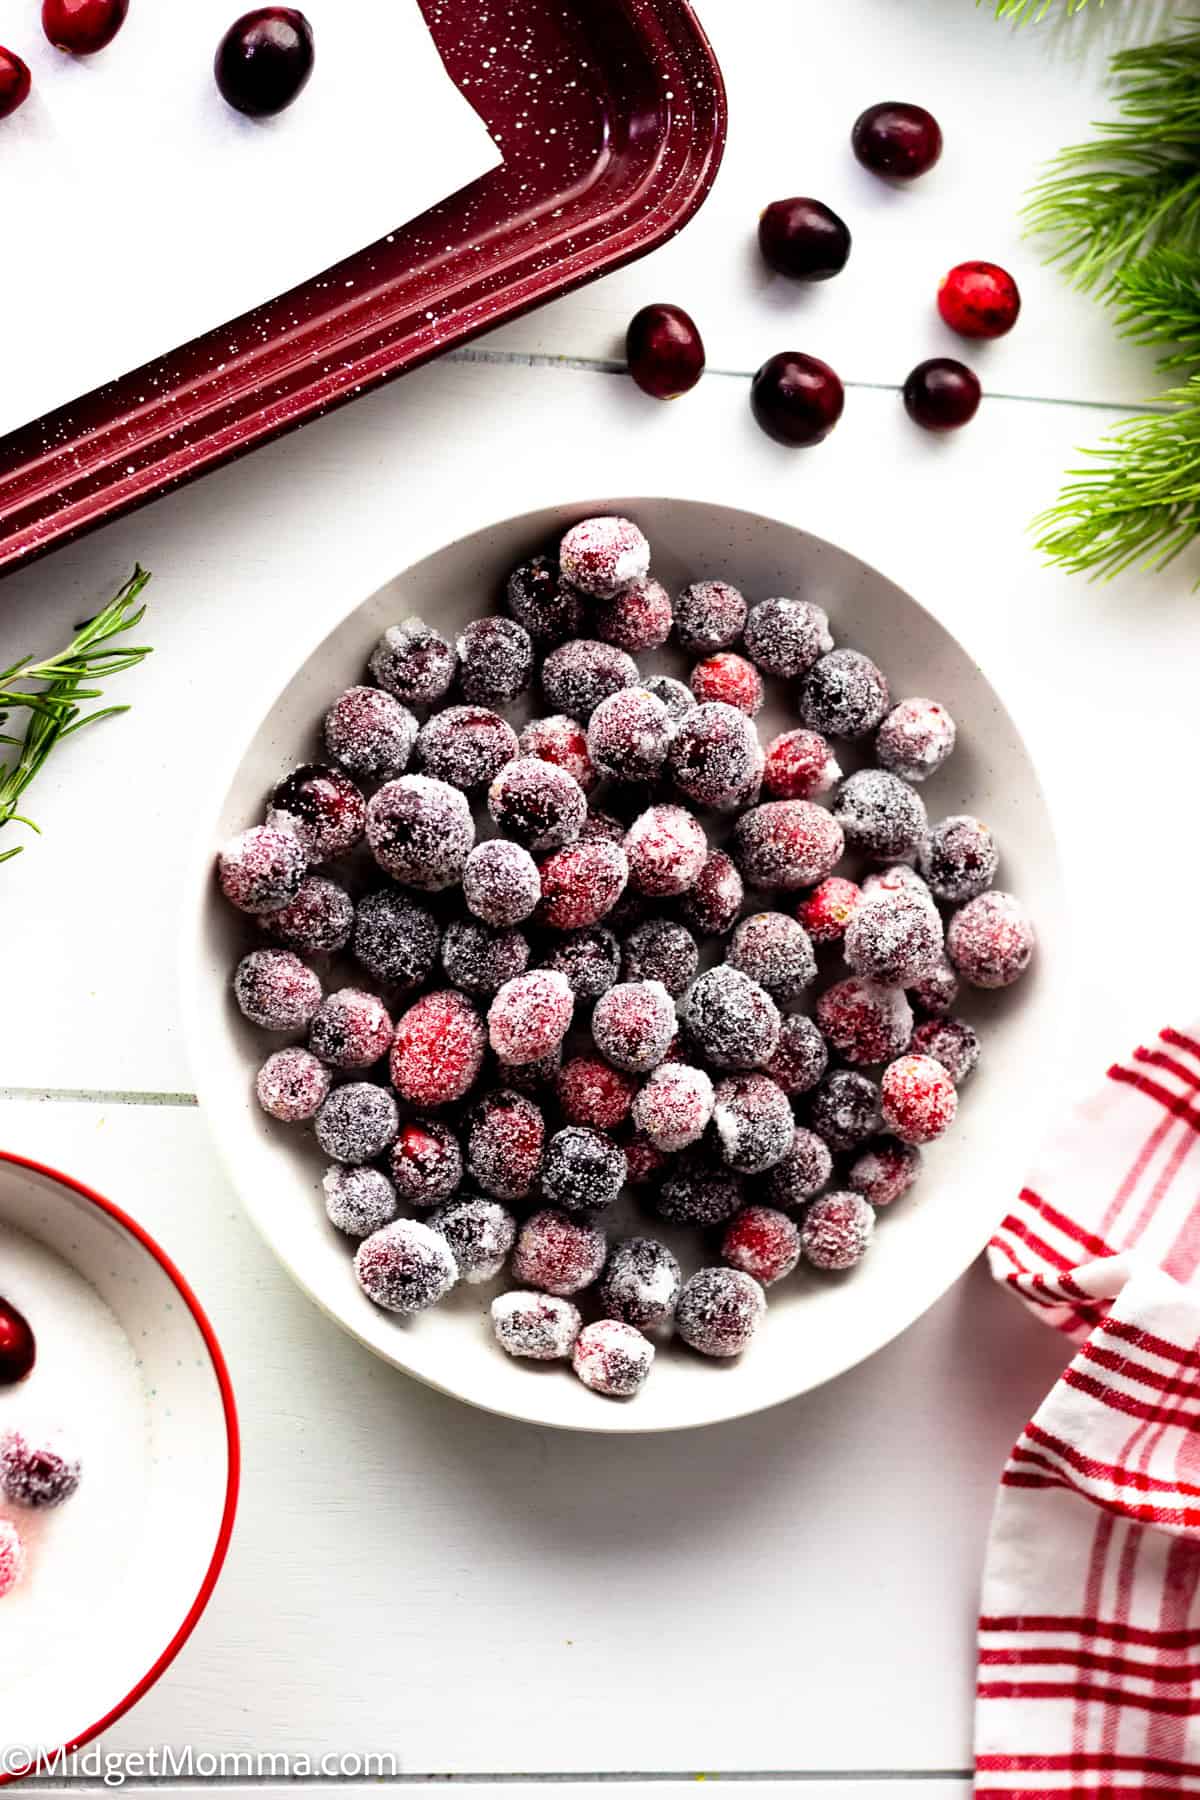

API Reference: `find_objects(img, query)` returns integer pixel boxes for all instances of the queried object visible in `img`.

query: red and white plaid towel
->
[976,1025,1200,1796]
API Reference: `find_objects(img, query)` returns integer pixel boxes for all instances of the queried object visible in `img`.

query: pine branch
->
[1113,244,1200,367]
[1025,30,1200,292]
[1033,376,1200,579]
[987,0,1098,20]
[0,568,153,863]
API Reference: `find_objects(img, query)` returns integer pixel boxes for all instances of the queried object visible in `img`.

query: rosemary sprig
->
[1025,31,1200,292]
[1033,376,1200,579]
[0,567,153,864]
[1113,244,1200,368]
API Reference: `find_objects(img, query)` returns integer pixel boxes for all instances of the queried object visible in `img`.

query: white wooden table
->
[3,2,1196,1792]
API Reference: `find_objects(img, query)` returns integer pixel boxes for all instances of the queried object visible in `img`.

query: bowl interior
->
[185,497,1066,1433]
[0,1157,236,1758]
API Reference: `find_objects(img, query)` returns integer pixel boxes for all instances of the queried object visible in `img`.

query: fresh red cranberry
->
[751,352,844,446]
[0,1296,35,1386]
[215,8,314,117]
[852,102,942,181]
[0,49,31,117]
[42,0,128,53]
[903,358,980,431]
[626,303,705,400]
[937,262,1020,339]
[758,198,851,282]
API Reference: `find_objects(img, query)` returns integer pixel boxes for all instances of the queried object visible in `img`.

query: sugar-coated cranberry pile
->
[0,1425,83,1595]
[218,514,1036,1403]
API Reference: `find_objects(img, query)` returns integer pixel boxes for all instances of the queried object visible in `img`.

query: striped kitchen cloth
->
[976,1024,1200,1796]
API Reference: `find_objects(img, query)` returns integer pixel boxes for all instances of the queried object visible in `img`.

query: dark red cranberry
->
[0,1296,35,1386]
[937,261,1021,340]
[852,102,942,181]
[215,8,314,117]
[758,198,851,282]
[42,0,128,53]
[626,303,705,400]
[903,358,981,431]
[0,49,31,117]
[750,352,844,447]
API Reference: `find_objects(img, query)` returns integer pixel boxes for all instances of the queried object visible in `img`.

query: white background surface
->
[1,0,1195,1788]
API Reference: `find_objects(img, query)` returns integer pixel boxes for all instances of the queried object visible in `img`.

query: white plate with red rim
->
[183,496,1068,1434]
[0,1152,239,1773]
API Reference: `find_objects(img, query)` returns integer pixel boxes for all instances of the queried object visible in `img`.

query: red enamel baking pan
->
[0,0,725,577]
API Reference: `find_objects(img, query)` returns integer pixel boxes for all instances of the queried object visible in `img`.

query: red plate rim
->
[0,1149,241,1784]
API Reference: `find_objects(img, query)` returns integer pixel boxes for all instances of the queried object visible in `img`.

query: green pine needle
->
[0,567,153,863]
[1034,376,1200,580]
[987,0,1098,20]
[1025,30,1200,292]
[1113,244,1200,367]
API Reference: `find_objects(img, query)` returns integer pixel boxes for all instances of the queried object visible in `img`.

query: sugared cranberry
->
[592,979,676,1074]
[308,987,393,1070]
[938,262,1020,339]
[904,358,981,431]
[512,1210,607,1296]
[323,685,416,783]
[443,921,529,996]
[592,578,674,653]
[807,1069,881,1152]
[559,517,650,600]
[763,1015,828,1098]
[678,850,744,936]
[675,1267,766,1358]
[255,1046,331,1122]
[727,911,816,999]
[315,1082,398,1165]
[456,616,533,708]
[632,1061,714,1151]
[353,889,440,989]
[215,7,315,117]
[733,800,844,890]
[599,1237,682,1333]
[519,715,597,793]
[758,197,851,282]
[269,762,364,862]
[416,704,518,791]
[626,302,705,400]
[506,555,583,647]
[625,804,707,898]
[797,876,860,945]
[722,1205,801,1285]
[488,969,574,1066]
[947,890,1035,989]
[880,1054,958,1145]
[43,0,128,55]
[800,1191,875,1271]
[920,814,998,903]
[817,976,913,1066]
[390,1118,464,1208]
[0,1295,35,1387]
[800,649,890,738]
[492,1290,582,1361]
[589,688,673,783]
[0,1427,81,1508]
[262,874,354,955]
[911,1015,980,1085]
[762,730,840,802]
[657,1152,744,1227]
[369,617,456,707]
[690,653,764,716]
[833,768,928,863]
[542,1126,627,1216]
[365,775,474,890]
[623,1129,671,1186]
[669,702,763,812]
[684,966,781,1071]
[852,102,942,181]
[744,597,833,680]
[909,954,959,1016]
[538,839,629,929]
[463,839,541,926]
[751,352,844,446]
[429,1196,517,1284]
[573,1318,655,1397]
[847,1136,921,1208]
[876,698,957,783]
[390,990,486,1105]
[542,925,621,1001]
[622,917,698,996]
[711,1074,794,1174]
[844,886,943,986]
[763,1124,833,1207]
[542,638,638,722]
[354,1219,457,1315]
[324,1166,399,1239]
[558,1055,638,1130]
[0,49,31,118]
[218,823,306,914]
[674,580,747,654]
[234,948,322,1032]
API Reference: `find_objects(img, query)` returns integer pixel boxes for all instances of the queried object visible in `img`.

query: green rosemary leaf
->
[1114,244,1200,367]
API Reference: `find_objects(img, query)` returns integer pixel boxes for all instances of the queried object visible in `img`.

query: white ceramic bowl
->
[184,497,1066,1434]
[0,1153,238,1771]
